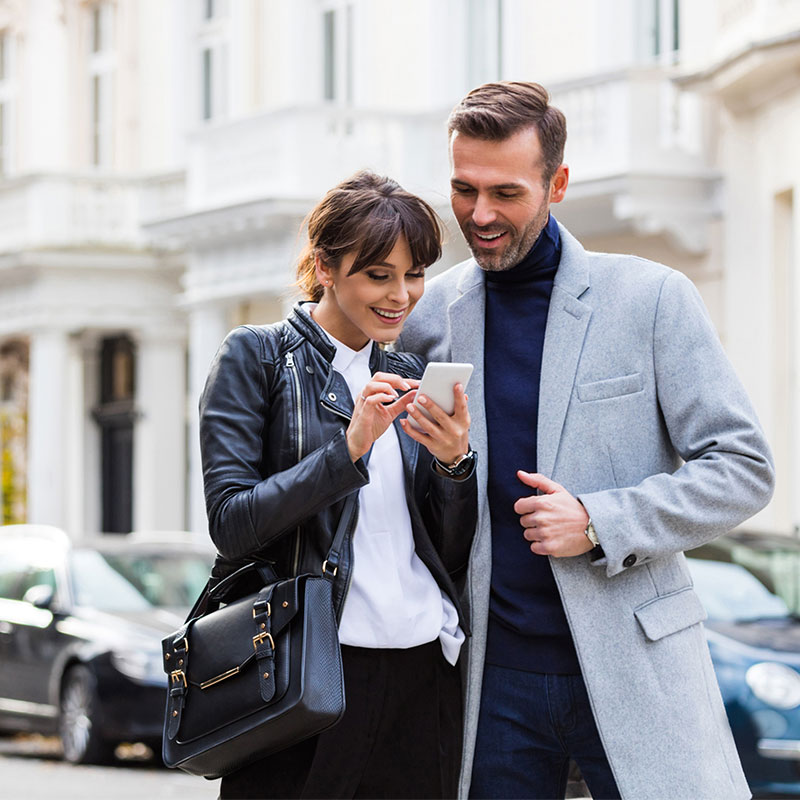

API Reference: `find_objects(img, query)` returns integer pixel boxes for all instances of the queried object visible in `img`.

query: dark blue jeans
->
[469,664,621,800]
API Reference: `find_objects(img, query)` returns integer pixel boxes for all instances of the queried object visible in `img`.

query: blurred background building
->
[0,0,797,541]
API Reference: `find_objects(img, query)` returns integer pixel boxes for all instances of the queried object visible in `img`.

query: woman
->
[199,170,477,799]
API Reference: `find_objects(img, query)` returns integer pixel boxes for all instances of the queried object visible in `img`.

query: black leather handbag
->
[161,494,356,779]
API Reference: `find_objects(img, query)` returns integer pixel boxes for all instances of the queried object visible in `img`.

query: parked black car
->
[0,524,213,764]
[687,531,800,797]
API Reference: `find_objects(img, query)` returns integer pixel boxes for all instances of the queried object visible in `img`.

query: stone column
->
[187,303,230,540]
[27,328,70,527]
[133,329,188,533]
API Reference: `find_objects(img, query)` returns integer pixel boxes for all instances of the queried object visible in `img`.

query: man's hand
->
[514,471,595,557]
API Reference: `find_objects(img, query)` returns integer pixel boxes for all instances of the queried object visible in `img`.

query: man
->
[399,81,774,800]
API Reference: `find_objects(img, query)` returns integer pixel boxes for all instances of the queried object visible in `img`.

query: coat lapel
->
[448,263,488,489]
[537,225,592,480]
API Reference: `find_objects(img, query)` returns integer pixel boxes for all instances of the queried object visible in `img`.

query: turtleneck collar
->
[485,213,561,285]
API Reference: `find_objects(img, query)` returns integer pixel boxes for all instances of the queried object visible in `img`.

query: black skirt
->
[219,640,463,800]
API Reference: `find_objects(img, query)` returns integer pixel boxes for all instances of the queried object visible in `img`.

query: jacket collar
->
[288,301,385,372]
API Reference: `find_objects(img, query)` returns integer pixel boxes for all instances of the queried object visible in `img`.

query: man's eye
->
[452,185,474,194]
[497,192,518,199]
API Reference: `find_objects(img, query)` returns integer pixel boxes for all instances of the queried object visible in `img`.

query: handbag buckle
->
[252,631,275,651]
[322,559,338,577]
[252,602,271,618]
[170,669,187,687]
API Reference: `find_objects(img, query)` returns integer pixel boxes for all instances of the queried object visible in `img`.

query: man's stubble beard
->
[466,196,551,273]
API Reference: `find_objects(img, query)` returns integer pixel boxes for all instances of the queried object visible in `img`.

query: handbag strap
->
[321,489,358,581]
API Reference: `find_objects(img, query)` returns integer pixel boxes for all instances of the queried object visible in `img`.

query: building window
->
[0,30,14,177]
[321,3,354,105]
[202,48,213,119]
[94,336,136,534]
[87,4,114,167]
[197,3,228,122]
[466,0,504,86]
[323,10,336,101]
[640,0,680,63]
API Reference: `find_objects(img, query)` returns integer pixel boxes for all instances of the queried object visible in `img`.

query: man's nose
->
[471,194,497,227]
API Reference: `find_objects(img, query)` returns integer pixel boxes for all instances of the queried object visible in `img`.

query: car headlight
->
[746,662,800,709]
[111,649,165,684]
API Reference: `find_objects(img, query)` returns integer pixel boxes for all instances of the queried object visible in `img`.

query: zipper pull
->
[285,351,295,368]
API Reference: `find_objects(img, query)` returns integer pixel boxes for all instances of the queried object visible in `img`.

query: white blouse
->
[326,333,464,665]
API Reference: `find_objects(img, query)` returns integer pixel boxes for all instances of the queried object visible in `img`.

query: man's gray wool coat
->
[399,222,775,800]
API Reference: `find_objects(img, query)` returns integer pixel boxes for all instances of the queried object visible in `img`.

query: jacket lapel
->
[537,225,592,480]
[448,263,489,490]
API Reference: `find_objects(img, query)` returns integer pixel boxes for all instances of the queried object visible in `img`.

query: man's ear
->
[549,164,569,204]
[315,252,334,288]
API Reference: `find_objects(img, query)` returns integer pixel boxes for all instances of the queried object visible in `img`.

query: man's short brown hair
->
[447,81,567,182]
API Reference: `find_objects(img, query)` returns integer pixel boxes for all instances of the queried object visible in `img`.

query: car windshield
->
[70,549,211,612]
[686,558,790,623]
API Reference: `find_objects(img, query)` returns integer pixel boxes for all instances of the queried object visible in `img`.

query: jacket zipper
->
[286,350,304,575]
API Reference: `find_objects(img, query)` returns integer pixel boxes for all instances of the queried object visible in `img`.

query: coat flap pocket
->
[577,372,643,402]
[634,587,707,642]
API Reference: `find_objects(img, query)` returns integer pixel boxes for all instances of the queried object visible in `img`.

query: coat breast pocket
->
[576,372,643,403]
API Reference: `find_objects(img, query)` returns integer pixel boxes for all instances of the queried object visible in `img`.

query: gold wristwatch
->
[584,517,600,547]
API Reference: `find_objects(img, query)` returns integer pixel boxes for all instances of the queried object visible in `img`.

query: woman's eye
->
[407,272,425,280]
[366,272,390,281]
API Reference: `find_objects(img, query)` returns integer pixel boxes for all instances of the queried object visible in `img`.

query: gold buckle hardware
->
[322,559,337,577]
[252,602,271,619]
[252,631,275,651]
[170,669,187,687]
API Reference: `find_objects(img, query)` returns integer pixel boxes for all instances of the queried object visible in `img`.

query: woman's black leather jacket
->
[199,302,477,629]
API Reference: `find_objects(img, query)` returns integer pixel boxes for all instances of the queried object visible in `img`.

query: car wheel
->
[59,665,115,764]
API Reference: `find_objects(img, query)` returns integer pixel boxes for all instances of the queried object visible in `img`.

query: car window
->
[0,550,28,600]
[102,553,210,609]
[688,537,800,615]
[0,546,58,601]
[69,549,211,612]
[70,550,153,611]
[17,567,57,601]
[687,558,790,622]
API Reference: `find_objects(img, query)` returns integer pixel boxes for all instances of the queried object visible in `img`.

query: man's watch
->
[434,449,476,478]
[584,517,600,547]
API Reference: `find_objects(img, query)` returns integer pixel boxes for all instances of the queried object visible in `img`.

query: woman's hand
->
[346,372,420,461]
[400,383,471,467]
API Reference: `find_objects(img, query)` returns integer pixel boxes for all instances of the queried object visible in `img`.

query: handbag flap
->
[176,576,302,686]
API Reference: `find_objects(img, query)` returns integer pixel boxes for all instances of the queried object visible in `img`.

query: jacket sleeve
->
[421,457,478,578]
[578,271,775,577]
[200,326,368,561]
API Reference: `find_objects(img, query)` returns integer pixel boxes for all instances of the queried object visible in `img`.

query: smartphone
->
[409,362,474,430]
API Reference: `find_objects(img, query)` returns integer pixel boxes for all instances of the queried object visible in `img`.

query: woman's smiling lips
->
[371,306,407,324]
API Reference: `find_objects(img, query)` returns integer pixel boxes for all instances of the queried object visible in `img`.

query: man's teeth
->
[374,309,404,319]
[476,232,504,240]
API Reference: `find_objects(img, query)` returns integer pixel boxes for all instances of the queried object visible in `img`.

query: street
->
[0,735,219,800]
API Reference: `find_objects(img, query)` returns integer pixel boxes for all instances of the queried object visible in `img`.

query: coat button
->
[305,365,314,374]
[623,554,637,568]
[328,392,337,401]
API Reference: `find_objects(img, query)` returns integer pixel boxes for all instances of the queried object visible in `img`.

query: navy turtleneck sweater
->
[484,214,581,674]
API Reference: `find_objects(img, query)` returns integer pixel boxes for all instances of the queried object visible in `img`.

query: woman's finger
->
[369,372,414,392]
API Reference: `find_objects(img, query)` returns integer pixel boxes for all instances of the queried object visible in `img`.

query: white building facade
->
[0,0,796,539]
